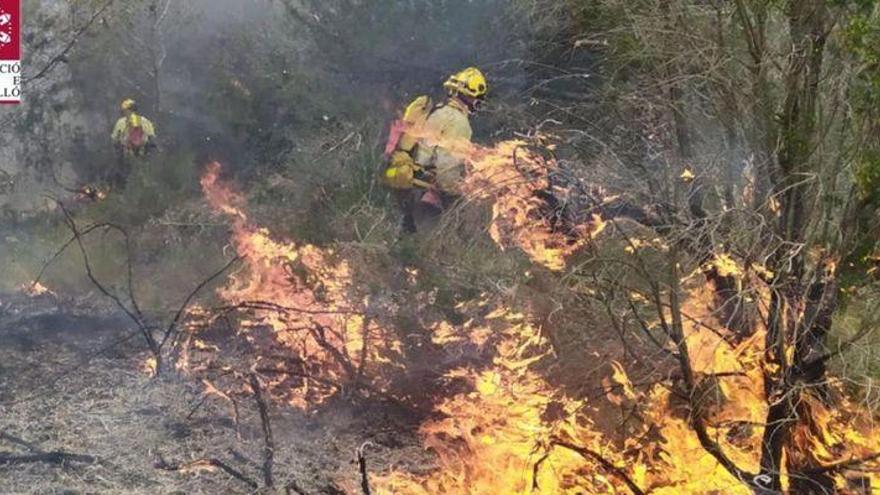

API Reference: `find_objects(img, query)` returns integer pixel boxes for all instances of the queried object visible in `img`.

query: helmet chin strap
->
[458,94,483,112]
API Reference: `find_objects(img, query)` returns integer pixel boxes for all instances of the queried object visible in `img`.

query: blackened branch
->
[0,451,95,466]
[155,456,258,489]
[549,439,646,495]
[250,373,275,489]
[357,441,374,495]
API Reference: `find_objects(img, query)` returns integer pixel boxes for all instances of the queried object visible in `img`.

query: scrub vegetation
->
[2,1,880,494]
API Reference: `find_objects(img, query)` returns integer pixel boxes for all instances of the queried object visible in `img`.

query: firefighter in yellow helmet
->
[112,99,157,156]
[384,67,487,233]
[110,98,157,188]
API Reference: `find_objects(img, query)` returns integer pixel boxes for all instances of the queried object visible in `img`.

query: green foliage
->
[831,288,880,391]
[855,150,880,204]
[843,10,880,115]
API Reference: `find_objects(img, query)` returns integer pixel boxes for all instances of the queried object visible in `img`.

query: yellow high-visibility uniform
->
[111,114,156,155]
[412,98,472,194]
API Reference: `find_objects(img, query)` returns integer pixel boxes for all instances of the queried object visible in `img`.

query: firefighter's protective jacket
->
[412,98,472,194]
[111,114,156,155]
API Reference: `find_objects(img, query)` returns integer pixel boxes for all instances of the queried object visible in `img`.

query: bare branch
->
[548,439,646,495]
[161,255,242,349]
[250,373,275,489]
[155,456,258,489]
[0,451,95,466]
[27,0,116,83]
[357,441,373,495]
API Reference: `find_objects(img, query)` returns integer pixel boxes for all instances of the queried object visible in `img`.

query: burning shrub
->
[461,138,607,271]
[184,162,405,408]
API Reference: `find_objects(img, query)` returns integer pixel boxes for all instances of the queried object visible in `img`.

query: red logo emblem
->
[0,0,19,61]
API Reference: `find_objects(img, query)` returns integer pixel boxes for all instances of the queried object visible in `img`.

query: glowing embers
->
[21,281,54,297]
[197,162,402,408]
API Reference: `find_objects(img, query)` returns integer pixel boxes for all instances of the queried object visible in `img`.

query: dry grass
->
[2,355,250,494]
[0,304,429,495]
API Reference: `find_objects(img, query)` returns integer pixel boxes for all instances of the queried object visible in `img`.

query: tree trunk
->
[757,1,832,490]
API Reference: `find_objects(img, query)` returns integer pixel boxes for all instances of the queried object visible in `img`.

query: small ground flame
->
[21,281,54,297]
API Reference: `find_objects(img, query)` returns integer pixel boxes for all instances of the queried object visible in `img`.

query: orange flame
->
[198,162,402,408]
[21,281,54,297]
[195,162,880,493]
[376,281,880,494]
[461,139,605,271]
[375,304,627,494]
[399,126,605,270]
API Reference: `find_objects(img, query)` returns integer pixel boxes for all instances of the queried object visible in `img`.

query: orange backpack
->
[384,95,433,158]
[128,126,146,149]
[126,114,146,149]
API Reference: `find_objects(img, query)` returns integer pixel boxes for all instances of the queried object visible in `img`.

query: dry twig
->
[155,456,258,490]
[0,451,95,466]
[357,441,374,495]
[250,372,275,489]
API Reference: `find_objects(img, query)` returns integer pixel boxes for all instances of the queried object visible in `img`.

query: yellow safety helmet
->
[120,98,137,112]
[443,67,488,99]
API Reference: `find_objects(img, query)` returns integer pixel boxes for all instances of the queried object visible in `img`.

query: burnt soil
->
[0,292,428,494]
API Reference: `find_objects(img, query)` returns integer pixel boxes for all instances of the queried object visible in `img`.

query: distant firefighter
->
[110,98,157,189]
[384,67,488,233]
[112,98,157,157]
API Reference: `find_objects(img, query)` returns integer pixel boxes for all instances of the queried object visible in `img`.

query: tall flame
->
[198,162,402,408]
[396,123,605,270]
[196,162,879,494]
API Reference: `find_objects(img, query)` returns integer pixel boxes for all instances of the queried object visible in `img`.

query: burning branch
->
[573,202,775,491]
[217,300,363,317]
[547,439,646,495]
[666,244,760,489]
[253,366,407,408]
[802,451,880,476]
[160,255,242,350]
